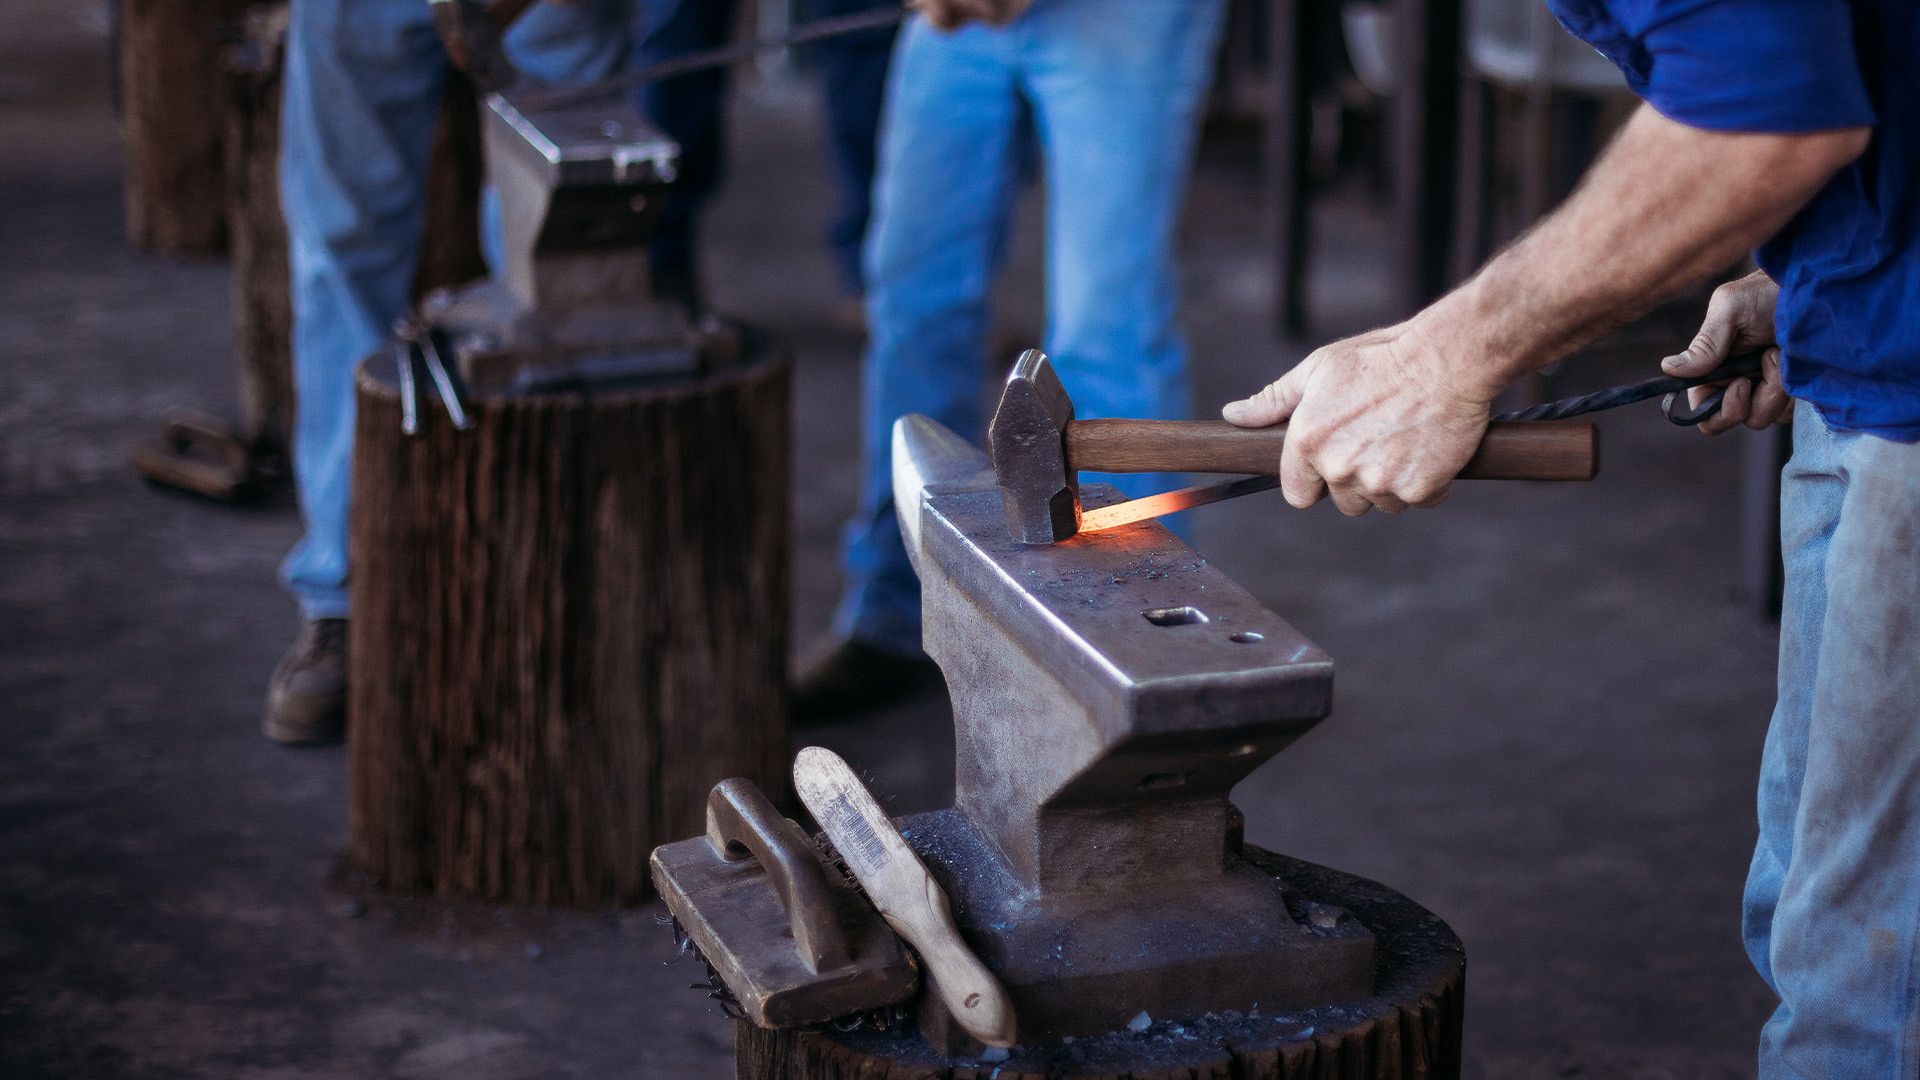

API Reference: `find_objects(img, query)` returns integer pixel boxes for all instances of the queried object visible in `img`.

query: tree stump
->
[120,0,252,257]
[223,4,295,470]
[347,340,791,908]
[734,848,1465,1080]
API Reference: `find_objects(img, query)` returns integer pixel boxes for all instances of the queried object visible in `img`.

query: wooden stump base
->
[735,848,1464,1080]
[347,334,790,909]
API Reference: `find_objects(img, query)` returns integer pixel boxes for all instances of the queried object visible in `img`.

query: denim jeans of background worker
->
[634,0,898,313]
[269,0,633,745]
[1217,0,1917,1075]
[268,0,896,743]
[790,0,1230,718]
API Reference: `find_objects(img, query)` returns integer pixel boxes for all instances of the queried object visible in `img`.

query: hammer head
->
[988,350,1080,544]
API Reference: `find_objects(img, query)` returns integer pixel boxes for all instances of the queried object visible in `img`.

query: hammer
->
[987,350,1600,544]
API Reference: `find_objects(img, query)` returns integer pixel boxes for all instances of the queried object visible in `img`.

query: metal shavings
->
[664,916,746,1019]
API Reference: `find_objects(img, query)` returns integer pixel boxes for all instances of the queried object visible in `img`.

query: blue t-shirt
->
[1547,0,1919,439]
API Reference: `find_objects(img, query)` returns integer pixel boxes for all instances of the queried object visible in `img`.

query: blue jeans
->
[633,0,895,296]
[1744,405,1920,1078]
[631,0,737,289]
[278,0,631,619]
[804,0,900,295]
[832,0,1228,654]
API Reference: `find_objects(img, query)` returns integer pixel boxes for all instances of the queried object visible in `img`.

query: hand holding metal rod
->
[1494,350,1766,426]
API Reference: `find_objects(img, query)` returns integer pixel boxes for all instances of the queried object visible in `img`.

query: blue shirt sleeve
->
[1632,0,1876,132]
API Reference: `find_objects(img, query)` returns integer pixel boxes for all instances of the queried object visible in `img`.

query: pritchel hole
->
[1137,772,1190,790]
[1142,606,1208,627]
[1229,631,1264,644]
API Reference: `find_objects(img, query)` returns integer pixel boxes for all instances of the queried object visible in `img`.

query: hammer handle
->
[1063,418,1599,482]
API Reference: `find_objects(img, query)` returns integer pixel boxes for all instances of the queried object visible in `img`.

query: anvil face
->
[893,415,1373,1044]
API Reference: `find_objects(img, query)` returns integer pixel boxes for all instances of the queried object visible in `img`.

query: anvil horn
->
[891,414,995,579]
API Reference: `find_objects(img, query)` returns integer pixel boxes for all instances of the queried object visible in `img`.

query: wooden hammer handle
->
[1063,418,1599,482]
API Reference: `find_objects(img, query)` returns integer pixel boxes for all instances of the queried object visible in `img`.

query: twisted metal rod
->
[1494,351,1765,422]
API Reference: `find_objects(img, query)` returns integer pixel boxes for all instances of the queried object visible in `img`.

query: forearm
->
[1417,104,1867,397]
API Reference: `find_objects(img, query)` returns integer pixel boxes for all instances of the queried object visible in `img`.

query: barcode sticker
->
[827,799,889,876]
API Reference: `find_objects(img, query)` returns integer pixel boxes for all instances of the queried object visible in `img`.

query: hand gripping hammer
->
[987,350,1600,544]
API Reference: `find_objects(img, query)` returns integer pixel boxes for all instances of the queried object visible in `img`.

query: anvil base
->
[738,845,1465,1077]
[896,809,1375,1048]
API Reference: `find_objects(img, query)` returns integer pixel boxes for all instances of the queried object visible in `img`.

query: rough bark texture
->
[347,344,792,908]
[223,5,294,466]
[120,0,252,257]
[734,849,1465,1080]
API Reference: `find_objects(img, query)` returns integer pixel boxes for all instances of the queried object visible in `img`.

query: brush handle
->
[793,747,1017,1049]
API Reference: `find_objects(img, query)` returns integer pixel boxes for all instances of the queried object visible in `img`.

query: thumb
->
[1663,321,1733,378]
[1222,361,1310,428]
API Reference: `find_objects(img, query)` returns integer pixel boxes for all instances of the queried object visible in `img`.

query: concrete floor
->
[2,9,1780,1079]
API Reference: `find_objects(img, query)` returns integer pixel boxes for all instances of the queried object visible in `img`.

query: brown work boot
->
[790,638,944,726]
[263,618,348,745]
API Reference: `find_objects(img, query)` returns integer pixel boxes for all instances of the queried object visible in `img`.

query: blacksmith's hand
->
[1661,269,1789,434]
[911,0,1033,30]
[1221,320,1497,517]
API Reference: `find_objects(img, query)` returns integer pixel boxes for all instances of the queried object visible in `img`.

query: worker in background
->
[1221,0,1911,1075]
[265,0,634,744]
[268,0,902,744]
[793,0,1229,716]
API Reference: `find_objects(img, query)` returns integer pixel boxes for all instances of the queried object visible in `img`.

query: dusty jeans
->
[1744,404,1920,1078]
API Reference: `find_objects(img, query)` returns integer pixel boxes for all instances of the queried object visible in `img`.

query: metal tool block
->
[407,91,717,396]
[484,89,677,315]
[651,779,918,1028]
[889,415,1377,1044]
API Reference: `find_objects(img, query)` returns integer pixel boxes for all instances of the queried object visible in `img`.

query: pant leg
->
[1745,411,1844,991]
[830,16,1024,654]
[282,0,634,619]
[809,0,899,297]
[279,0,448,619]
[1019,0,1226,499]
[1747,406,1920,1079]
[633,0,739,289]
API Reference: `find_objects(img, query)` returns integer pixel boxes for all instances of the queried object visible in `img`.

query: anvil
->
[886,413,1375,1045]
[411,87,741,396]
